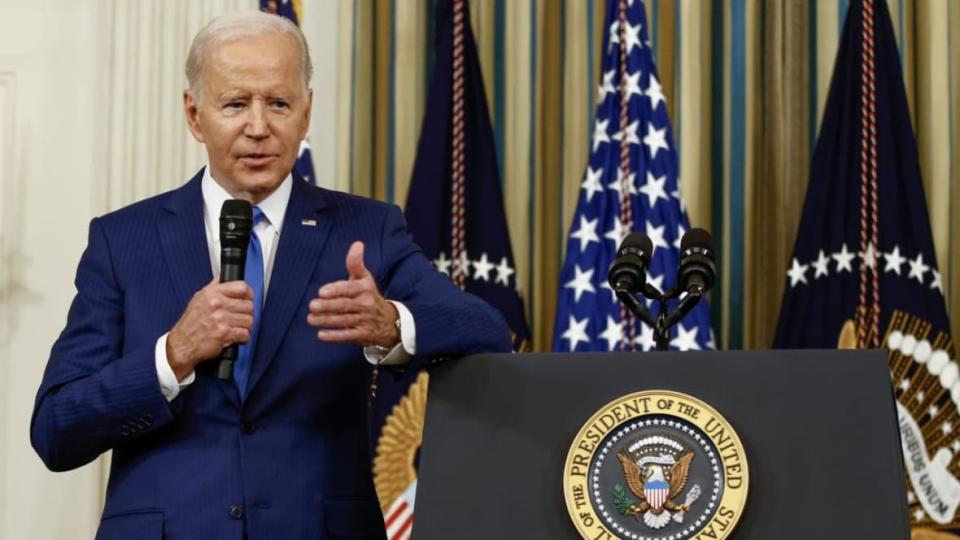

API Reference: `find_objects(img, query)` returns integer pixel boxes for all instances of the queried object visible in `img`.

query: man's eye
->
[271,101,290,109]
[224,102,244,110]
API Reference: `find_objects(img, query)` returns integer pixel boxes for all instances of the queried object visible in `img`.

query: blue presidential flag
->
[371,1,530,538]
[552,0,713,353]
[260,0,317,184]
[773,0,958,530]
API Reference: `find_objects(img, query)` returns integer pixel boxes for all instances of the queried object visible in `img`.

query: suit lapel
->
[158,170,240,407]
[247,177,330,396]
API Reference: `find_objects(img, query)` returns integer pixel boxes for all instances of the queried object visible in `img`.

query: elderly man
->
[31,11,510,539]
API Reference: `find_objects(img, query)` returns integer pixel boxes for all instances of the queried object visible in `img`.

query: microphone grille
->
[221,199,252,220]
[619,232,653,258]
[680,228,714,256]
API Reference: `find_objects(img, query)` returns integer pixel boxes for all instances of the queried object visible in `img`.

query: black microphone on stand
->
[663,228,717,329]
[609,228,717,351]
[217,200,253,381]
[608,233,658,330]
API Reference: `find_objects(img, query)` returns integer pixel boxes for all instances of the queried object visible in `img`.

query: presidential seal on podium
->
[563,391,748,540]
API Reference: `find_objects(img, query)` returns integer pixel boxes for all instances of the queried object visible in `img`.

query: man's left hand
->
[307,241,400,348]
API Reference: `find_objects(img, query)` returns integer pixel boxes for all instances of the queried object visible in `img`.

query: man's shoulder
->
[96,174,201,228]
[309,183,397,218]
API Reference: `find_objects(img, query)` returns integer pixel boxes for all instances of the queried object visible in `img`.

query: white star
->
[592,118,611,152]
[608,20,620,51]
[859,243,878,270]
[907,490,917,504]
[599,277,618,302]
[670,324,701,351]
[642,123,669,160]
[946,421,956,435]
[597,69,615,103]
[900,378,910,392]
[645,74,666,110]
[646,222,668,250]
[433,252,451,275]
[622,21,643,54]
[647,272,665,294]
[622,71,643,101]
[570,216,600,252]
[953,440,960,453]
[581,167,604,203]
[883,246,906,275]
[931,269,942,293]
[908,253,930,284]
[810,250,829,279]
[636,324,656,351]
[599,315,623,351]
[930,405,940,418]
[670,188,687,215]
[564,264,596,302]
[674,223,685,250]
[452,250,471,279]
[917,391,925,403]
[605,217,627,246]
[832,243,856,273]
[608,168,637,197]
[494,257,514,286]
[472,253,494,282]
[638,172,668,209]
[561,315,590,352]
[787,258,808,287]
[915,508,926,522]
[612,120,641,146]
[707,329,717,350]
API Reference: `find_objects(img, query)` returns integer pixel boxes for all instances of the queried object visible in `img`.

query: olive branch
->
[612,483,637,515]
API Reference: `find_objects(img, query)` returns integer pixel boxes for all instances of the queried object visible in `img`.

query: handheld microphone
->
[677,228,716,294]
[608,232,653,293]
[217,200,253,380]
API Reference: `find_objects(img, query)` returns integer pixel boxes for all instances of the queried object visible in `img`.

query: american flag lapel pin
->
[301,218,317,227]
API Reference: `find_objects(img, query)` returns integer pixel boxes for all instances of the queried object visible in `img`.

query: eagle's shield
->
[644,480,670,511]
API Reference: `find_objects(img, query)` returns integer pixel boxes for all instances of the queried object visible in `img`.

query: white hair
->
[185,10,313,101]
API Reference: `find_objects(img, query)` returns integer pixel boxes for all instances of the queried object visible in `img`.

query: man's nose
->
[245,102,269,138]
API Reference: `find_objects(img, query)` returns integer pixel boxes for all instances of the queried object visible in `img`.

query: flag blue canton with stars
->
[551,0,714,353]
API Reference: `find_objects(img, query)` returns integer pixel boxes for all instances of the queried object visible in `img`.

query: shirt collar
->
[201,165,292,236]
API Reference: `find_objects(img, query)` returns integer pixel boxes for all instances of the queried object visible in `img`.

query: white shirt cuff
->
[363,301,416,366]
[155,333,196,401]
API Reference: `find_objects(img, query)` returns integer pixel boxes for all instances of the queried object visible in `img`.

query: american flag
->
[552,0,713,353]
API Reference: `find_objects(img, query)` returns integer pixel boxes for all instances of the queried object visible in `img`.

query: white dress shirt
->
[154,168,415,401]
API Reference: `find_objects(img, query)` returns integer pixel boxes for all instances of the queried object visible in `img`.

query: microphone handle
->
[217,248,246,380]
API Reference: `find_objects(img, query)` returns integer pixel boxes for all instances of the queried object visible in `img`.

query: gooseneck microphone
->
[608,232,653,293]
[610,227,718,351]
[217,200,253,380]
[678,228,716,295]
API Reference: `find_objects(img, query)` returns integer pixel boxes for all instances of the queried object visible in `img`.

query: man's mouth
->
[239,154,276,166]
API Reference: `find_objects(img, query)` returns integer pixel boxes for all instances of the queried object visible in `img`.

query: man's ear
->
[300,88,313,139]
[183,90,205,143]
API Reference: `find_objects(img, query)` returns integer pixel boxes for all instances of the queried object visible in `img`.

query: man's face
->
[184,32,312,202]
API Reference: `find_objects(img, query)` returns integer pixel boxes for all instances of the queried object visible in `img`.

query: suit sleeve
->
[31,218,177,472]
[376,205,513,361]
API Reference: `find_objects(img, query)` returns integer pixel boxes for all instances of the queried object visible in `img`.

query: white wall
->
[0,1,342,538]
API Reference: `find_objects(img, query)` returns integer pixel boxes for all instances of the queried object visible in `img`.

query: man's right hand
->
[166,278,255,381]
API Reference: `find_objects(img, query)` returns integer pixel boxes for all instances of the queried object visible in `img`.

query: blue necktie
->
[235,206,265,398]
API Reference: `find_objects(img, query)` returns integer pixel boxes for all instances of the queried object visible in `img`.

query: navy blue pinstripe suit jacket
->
[31,170,511,539]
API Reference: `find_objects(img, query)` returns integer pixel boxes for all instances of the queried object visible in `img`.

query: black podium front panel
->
[413,350,908,539]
